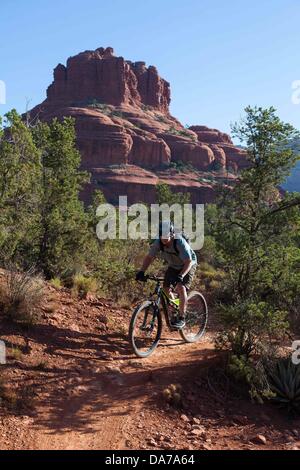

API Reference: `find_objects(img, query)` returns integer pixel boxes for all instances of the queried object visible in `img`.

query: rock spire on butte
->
[28,47,248,204]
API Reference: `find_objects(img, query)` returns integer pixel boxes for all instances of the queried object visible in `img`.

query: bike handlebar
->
[146,275,164,282]
[138,274,164,282]
[136,274,164,283]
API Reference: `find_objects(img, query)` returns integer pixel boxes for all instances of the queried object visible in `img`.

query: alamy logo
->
[291,80,300,105]
[292,341,300,365]
[95,196,205,250]
[0,80,6,105]
[0,340,6,365]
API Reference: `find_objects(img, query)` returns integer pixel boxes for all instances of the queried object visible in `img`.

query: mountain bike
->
[129,275,208,358]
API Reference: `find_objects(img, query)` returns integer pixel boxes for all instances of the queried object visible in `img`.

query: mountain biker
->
[135,221,197,329]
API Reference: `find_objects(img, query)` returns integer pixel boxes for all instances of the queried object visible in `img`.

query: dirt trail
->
[18,335,215,450]
[0,285,299,450]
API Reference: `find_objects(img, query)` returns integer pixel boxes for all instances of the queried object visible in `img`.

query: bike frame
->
[148,278,180,331]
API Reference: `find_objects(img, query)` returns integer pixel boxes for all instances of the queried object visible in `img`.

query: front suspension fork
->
[141,304,159,331]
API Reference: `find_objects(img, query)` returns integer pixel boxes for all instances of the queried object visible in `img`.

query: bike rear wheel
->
[180,291,208,343]
[129,301,162,357]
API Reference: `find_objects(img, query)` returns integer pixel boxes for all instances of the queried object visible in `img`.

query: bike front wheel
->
[180,291,208,343]
[129,301,162,358]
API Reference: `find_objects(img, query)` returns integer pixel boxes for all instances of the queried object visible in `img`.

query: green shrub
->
[227,352,300,413]
[227,354,274,403]
[214,107,300,367]
[155,114,168,124]
[178,129,196,140]
[94,239,158,302]
[199,175,216,183]
[168,127,196,141]
[195,262,225,292]
[110,110,124,119]
[141,104,152,112]
[216,300,288,357]
[169,160,196,173]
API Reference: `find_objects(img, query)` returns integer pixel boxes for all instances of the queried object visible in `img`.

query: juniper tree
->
[215,106,300,355]
[0,110,42,266]
[32,117,91,278]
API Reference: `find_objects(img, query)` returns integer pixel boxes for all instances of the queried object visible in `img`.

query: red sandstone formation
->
[28,47,248,204]
[45,47,170,112]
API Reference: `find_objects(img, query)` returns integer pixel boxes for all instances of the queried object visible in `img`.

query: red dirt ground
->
[0,283,299,450]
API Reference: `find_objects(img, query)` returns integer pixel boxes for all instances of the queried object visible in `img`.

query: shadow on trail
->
[30,347,218,435]
[0,319,133,362]
[2,317,297,440]
[32,344,300,438]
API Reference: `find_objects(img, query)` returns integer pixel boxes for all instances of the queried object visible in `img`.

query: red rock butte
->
[29,47,248,204]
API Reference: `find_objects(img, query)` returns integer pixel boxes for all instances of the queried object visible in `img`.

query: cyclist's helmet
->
[158,221,175,239]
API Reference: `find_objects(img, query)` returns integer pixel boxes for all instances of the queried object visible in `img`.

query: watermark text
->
[0,340,6,365]
[0,80,6,105]
[291,80,300,105]
[96,196,204,250]
[292,340,300,365]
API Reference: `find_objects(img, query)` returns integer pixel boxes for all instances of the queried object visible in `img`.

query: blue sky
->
[1,0,300,137]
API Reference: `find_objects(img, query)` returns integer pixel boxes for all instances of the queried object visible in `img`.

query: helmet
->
[158,221,174,239]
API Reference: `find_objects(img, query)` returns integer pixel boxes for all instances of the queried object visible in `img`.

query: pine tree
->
[215,107,300,355]
[0,110,41,267]
[33,117,91,278]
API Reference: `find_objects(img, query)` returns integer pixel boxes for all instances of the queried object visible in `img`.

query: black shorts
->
[164,264,197,289]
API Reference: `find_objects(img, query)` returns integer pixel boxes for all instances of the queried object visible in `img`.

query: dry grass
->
[0,373,19,411]
[0,268,45,325]
[49,277,62,289]
[34,359,49,371]
[71,274,98,299]
[9,346,23,361]
[106,316,128,336]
